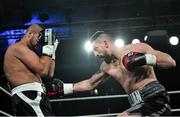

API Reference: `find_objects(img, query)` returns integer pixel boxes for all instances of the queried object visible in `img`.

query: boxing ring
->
[0,86,180,116]
[49,90,180,116]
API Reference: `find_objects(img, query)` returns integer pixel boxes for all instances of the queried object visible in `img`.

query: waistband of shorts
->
[11,82,46,95]
[128,81,166,106]
[138,81,166,97]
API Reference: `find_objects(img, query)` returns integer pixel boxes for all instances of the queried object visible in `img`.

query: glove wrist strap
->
[145,54,156,66]
[63,83,73,94]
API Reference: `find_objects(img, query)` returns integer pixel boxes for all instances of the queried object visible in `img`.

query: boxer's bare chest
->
[101,56,134,84]
[101,46,156,93]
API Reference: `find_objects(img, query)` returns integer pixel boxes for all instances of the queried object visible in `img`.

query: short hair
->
[90,31,106,42]
[26,24,45,34]
[90,31,112,43]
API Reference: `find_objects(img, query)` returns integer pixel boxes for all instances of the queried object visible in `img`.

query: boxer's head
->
[90,31,113,58]
[24,24,45,49]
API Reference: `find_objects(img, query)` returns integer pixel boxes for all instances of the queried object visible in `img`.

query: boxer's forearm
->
[146,50,176,68]
[39,56,53,77]
[48,60,55,78]
[73,81,94,93]
[73,72,108,93]
[73,80,92,93]
[49,71,109,95]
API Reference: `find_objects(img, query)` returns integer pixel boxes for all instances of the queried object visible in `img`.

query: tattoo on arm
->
[90,70,110,89]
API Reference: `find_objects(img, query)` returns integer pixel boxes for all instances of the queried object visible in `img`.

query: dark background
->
[0,0,180,116]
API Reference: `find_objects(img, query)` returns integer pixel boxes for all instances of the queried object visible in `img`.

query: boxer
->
[54,31,176,116]
[3,24,58,116]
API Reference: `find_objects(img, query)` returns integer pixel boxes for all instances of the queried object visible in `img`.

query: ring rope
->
[0,87,179,116]
[50,90,180,102]
[0,86,11,97]
[68,109,180,117]
[50,94,127,102]
[171,109,180,112]
[0,85,179,100]
[0,110,13,117]
[167,90,180,94]
[0,109,179,117]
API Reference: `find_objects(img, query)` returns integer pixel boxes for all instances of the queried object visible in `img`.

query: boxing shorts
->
[11,82,54,116]
[126,81,171,116]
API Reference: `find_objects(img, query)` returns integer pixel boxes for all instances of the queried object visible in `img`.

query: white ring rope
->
[70,109,180,117]
[50,94,127,102]
[75,113,119,117]
[0,87,180,116]
[49,90,180,114]
[0,85,180,101]
[50,90,180,102]
[167,90,180,94]
[63,109,180,117]
[0,84,179,99]
[0,109,179,117]
[171,109,180,112]
[0,110,13,117]
[0,86,11,97]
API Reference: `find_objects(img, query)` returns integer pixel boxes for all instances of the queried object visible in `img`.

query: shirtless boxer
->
[3,24,57,116]
[56,31,176,116]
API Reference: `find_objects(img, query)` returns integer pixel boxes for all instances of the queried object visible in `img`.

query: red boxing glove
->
[122,51,156,71]
[47,78,74,97]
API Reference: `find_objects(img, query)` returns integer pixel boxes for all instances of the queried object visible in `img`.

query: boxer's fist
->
[42,45,54,57]
[122,51,156,71]
[39,29,59,59]
[42,39,59,59]
[47,78,73,97]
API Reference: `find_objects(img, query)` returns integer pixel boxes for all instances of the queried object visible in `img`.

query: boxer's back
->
[4,43,41,88]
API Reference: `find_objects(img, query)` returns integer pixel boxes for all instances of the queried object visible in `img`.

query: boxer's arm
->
[47,69,109,96]
[47,40,58,78]
[145,49,176,68]
[73,70,109,93]
[122,43,176,71]
[139,43,176,68]
[45,39,58,78]
[48,60,55,78]
[39,56,54,77]
[15,46,53,77]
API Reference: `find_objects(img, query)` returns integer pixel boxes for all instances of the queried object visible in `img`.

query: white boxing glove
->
[42,45,54,57]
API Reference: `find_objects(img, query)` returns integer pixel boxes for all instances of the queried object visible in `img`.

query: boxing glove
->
[122,51,156,71]
[38,29,58,59]
[47,78,73,97]
[39,29,55,46]
[42,45,54,57]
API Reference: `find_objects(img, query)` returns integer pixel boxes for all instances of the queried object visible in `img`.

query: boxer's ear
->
[26,32,34,39]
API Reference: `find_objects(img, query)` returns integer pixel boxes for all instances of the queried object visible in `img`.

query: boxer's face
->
[27,32,41,48]
[92,40,111,58]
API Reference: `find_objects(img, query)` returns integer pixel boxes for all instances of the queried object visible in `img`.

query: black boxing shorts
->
[11,82,54,116]
[126,81,171,116]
